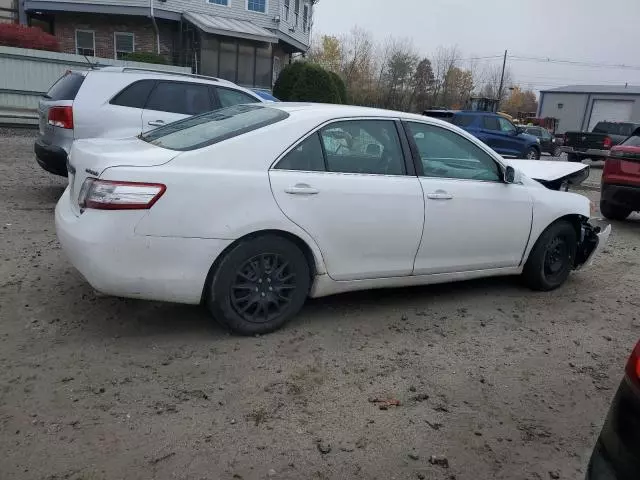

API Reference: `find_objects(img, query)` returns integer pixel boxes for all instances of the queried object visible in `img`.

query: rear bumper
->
[55,188,233,304]
[34,138,68,176]
[561,146,610,159]
[602,183,640,210]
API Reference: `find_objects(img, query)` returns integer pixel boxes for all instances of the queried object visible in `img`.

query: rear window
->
[140,104,289,151]
[451,114,475,128]
[45,72,85,101]
[621,134,640,147]
[593,122,636,136]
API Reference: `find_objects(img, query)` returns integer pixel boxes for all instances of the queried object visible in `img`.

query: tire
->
[567,153,582,163]
[206,235,311,335]
[524,147,540,160]
[600,201,631,221]
[523,221,577,291]
[553,146,562,157]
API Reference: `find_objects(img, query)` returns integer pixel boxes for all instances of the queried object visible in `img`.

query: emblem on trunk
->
[85,168,99,176]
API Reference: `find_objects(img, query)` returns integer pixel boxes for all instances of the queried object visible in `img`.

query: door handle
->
[426,192,453,200]
[285,184,319,195]
[148,120,165,127]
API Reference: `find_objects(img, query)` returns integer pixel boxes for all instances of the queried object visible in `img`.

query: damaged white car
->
[55,104,611,335]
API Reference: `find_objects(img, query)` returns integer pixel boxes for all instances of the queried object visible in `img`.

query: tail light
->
[625,340,640,386]
[78,179,166,210]
[48,106,74,129]
[603,157,621,179]
[603,136,613,149]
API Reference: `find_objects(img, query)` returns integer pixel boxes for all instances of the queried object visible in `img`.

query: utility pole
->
[497,49,508,111]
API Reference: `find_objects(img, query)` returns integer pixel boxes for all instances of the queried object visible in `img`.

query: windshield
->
[140,104,289,151]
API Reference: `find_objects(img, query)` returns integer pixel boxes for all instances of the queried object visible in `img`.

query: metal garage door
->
[588,100,634,130]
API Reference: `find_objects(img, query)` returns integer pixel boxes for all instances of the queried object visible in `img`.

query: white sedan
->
[55,104,611,335]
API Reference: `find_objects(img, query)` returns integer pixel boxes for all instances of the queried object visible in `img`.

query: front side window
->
[145,81,212,115]
[141,104,289,151]
[276,133,325,171]
[216,87,260,108]
[247,0,266,12]
[114,32,134,60]
[75,30,95,56]
[319,120,405,175]
[498,117,517,134]
[407,122,501,182]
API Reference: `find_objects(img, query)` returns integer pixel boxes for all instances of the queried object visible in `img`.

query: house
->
[0,0,19,22]
[22,0,316,89]
[538,84,640,134]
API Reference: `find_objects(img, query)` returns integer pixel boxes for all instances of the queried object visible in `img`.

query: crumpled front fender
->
[575,219,612,269]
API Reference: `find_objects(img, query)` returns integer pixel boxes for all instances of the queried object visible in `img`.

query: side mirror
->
[504,165,516,184]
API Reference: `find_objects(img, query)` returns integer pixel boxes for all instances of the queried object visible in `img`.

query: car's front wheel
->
[207,235,311,335]
[600,201,631,221]
[524,147,540,160]
[523,221,577,291]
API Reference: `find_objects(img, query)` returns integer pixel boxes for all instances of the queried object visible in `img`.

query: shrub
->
[289,64,342,104]
[0,24,59,52]
[122,51,167,64]
[272,61,306,101]
[329,71,347,104]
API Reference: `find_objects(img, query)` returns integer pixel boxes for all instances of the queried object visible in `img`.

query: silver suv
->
[35,67,266,176]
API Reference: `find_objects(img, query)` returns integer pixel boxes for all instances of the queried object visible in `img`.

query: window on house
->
[247,0,267,13]
[75,30,95,56]
[114,32,134,60]
[294,0,300,26]
[284,0,290,20]
[303,4,309,32]
[208,0,228,4]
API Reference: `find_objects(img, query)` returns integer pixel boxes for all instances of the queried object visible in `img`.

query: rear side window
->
[482,116,500,131]
[451,114,475,128]
[110,80,156,108]
[45,72,85,100]
[145,81,213,115]
[141,104,289,151]
[621,134,640,147]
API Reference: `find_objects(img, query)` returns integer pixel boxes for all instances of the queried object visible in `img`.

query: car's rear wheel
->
[525,147,540,160]
[207,235,310,335]
[523,221,577,291]
[600,201,631,221]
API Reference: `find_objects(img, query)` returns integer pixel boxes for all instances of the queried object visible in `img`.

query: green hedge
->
[275,62,343,104]
[122,51,167,65]
[329,71,347,104]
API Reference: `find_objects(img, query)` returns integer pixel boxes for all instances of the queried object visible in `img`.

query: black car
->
[586,339,640,479]
[523,126,562,156]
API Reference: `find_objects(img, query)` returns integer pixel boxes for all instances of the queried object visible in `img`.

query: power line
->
[508,55,640,71]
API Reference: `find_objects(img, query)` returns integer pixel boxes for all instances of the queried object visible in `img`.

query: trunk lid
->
[67,137,181,215]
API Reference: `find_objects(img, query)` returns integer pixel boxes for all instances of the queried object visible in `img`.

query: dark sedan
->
[523,126,562,156]
[586,339,640,479]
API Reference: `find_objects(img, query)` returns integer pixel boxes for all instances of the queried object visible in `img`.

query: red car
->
[586,339,640,479]
[600,129,640,220]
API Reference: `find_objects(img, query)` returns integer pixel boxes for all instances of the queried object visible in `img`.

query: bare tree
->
[379,38,419,110]
[431,45,460,107]
[478,64,513,104]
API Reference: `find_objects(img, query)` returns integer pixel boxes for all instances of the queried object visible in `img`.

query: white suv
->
[35,67,266,176]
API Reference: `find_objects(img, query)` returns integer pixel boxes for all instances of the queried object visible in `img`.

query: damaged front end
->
[575,218,612,269]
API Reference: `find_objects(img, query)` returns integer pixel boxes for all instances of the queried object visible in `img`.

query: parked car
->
[561,121,640,163]
[523,126,563,156]
[56,104,610,335]
[424,110,542,159]
[600,128,640,220]
[35,67,265,176]
[251,89,280,102]
[586,339,640,480]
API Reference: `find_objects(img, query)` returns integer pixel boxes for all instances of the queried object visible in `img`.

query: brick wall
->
[52,13,175,61]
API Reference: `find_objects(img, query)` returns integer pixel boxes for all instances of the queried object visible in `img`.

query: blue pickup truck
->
[423,110,541,159]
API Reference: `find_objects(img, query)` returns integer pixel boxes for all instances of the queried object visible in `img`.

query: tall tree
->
[411,58,435,112]
[501,86,539,116]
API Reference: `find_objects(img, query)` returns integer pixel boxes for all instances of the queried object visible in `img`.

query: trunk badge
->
[85,168,99,176]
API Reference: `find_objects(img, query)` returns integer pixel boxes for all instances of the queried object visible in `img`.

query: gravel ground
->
[1,129,639,480]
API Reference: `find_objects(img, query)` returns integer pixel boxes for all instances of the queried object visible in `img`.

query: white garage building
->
[537,85,640,134]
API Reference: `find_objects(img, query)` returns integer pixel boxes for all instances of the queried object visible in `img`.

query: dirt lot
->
[1,129,639,480]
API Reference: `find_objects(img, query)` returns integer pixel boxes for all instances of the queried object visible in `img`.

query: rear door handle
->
[285,184,319,195]
[148,120,165,127]
[426,192,453,200]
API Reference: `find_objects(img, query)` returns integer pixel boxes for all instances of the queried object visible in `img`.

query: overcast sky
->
[313,0,640,94]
